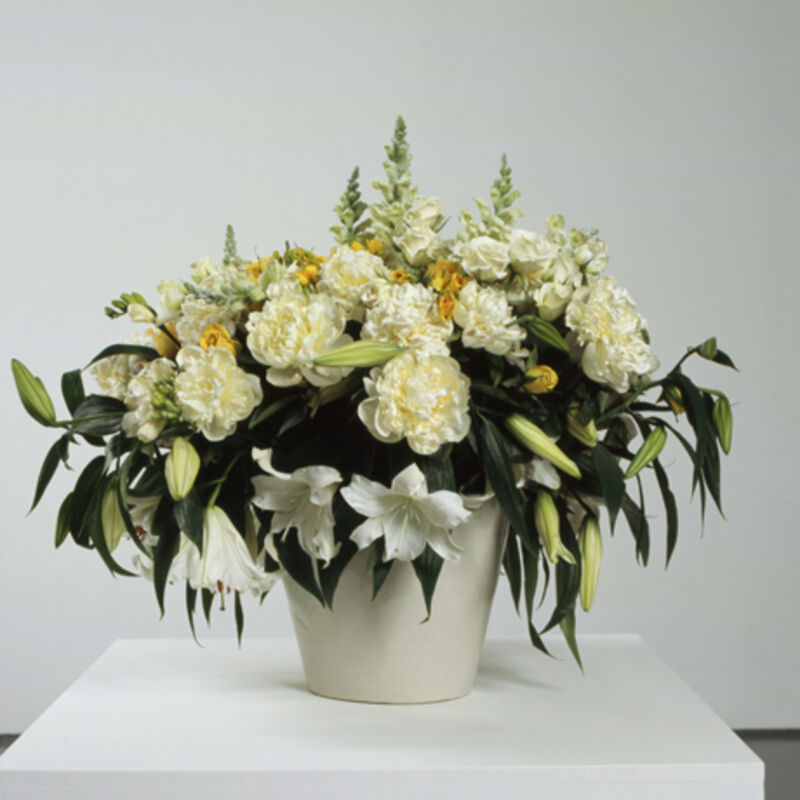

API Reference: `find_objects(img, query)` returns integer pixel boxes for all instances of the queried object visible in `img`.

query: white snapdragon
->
[246,290,352,387]
[317,246,388,320]
[173,345,262,441]
[250,448,342,565]
[121,357,176,442]
[452,281,525,356]
[362,282,452,356]
[358,351,470,455]
[341,463,471,563]
[454,235,510,282]
[565,276,659,393]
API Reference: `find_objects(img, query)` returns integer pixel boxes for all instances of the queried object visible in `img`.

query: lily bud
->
[534,491,576,565]
[313,340,403,368]
[713,395,733,454]
[579,515,602,611]
[165,437,201,500]
[566,407,598,448]
[101,486,125,553]
[625,426,667,478]
[505,414,581,479]
[11,359,56,427]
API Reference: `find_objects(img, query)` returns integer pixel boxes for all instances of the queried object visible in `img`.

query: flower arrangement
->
[12,118,735,666]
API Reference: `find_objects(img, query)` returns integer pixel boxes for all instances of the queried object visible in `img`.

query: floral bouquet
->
[12,117,735,666]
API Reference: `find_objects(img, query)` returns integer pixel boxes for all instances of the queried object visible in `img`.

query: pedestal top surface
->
[0,635,763,798]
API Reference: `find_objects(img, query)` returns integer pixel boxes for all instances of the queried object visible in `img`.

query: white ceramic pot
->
[284,499,507,704]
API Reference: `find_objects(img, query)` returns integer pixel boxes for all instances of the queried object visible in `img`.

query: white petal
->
[251,448,292,480]
[390,463,428,497]
[425,524,464,564]
[292,464,342,504]
[341,475,399,517]
[349,516,385,550]
[251,475,308,512]
[529,457,562,490]
[382,503,427,562]
[417,490,471,529]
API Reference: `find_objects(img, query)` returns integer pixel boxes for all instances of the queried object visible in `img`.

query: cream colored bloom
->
[128,303,156,323]
[317,246,388,320]
[250,448,342,565]
[362,282,452,356]
[92,347,149,402]
[574,237,608,275]
[121,357,176,442]
[175,295,236,346]
[341,463,471,563]
[565,276,658,393]
[452,281,525,356]
[358,351,470,455]
[532,253,582,321]
[394,195,443,266]
[454,235,510,282]
[246,290,352,387]
[173,345,261,441]
[508,229,560,277]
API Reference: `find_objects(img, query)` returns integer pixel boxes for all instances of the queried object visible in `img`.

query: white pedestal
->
[0,635,763,799]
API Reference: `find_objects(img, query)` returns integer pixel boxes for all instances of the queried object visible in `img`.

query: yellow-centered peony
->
[524,364,558,394]
[199,323,237,356]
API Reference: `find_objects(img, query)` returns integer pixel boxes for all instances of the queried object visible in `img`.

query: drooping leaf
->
[152,495,181,616]
[542,518,581,634]
[412,545,444,621]
[71,395,127,436]
[60,370,85,416]
[319,540,358,609]
[201,588,214,625]
[372,558,394,601]
[559,609,584,673]
[503,535,522,614]
[653,459,679,567]
[186,583,201,646]
[29,437,66,513]
[273,534,324,605]
[622,492,649,566]
[69,455,107,548]
[86,475,138,577]
[591,443,625,529]
[173,489,204,550]
[55,492,74,548]
[115,447,149,555]
[87,344,160,367]
[418,451,457,493]
[234,592,244,646]
[521,538,551,655]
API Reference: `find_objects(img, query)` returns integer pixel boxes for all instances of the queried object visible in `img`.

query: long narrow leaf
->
[653,460,679,567]
[412,546,444,622]
[592,444,625,529]
[29,438,64,513]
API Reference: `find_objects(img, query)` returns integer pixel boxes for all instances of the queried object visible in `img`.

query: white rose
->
[409,195,443,228]
[452,281,525,356]
[245,290,352,387]
[121,358,176,442]
[532,253,582,321]
[156,280,188,323]
[574,237,608,275]
[455,235,510,282]
[396,225,437,267]
[357,351,471,455]
[394,195,443,267]
[174,345,262,441]
[565,276,659,393]
[318,246,388,320]
[362,282,452,356]
[508,229,560,277]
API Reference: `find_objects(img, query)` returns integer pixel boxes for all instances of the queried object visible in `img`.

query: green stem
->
[207,450,245,507]
[596,381,659,425]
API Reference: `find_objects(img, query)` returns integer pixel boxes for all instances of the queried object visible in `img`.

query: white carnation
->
[362,282,452,356]
[358,351,470,455]
[121,358,176,442]
[565,276,659,393]
[174,346,262,441]
[245,290,352,387]
[175,295,236,346]
[317,246,388,320]
[452,281,525,356]
[454,235,510,282]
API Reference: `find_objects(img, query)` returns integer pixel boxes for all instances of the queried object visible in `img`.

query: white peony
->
[508,229,560,278]
[175,295,236,346]
[454,235,510,282]
[341,463,471,563]
[565,276,659,393]
[250,448,342,565]
[317,246,388,321]
[358,351,470,455]
[362,282,452,356]
[173,345,262,441]
[452,281,525,356]
[121,357,176,442]
[245,290,352,387]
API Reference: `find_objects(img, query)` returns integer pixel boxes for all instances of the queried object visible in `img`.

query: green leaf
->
[543,520,581,634]
[418,451,457,493]
[591,444,625,530]
[711,349,737,370]
[173,489,204,550]
[712,395,733,454]
[152,496,181,615]
[60,370,85,416]
[698,337,717,359]
[201,588,214,625]
[559,609,584,673]
[273,535,324,605]
[55,492,74,548]
[87,344,160,367]
[653,460,679,567]
[234,592,244,646]
[372,558,393,601]
[319,541,358,609]
[503,536,522,613]
[29,437,65,513]
[86,475,137,577]
[11,359,56,426]
[622,492,650,566]
[115,448,149,556]
[477,417,531,547]
[515,316,570,353]
[186,583,201,646]
[71,395,126,436]
[412,546,444,621]
[672,374,710,478]
[69,455,107,548]
[522,538,551,656]
[248,396,295,429]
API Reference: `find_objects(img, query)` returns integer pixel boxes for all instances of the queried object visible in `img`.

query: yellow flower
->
[350,241,365,251]
[296,263,321,288]
[437,290,456,321]
[366,238,384,255]
[449,272,471,292]
[524,364,559,394]
[246,258,268,283]
[425,259,459,292]
[391,268,411,284]
[199,323,237,356]
[148,323,179,359]
[665,385,685,415]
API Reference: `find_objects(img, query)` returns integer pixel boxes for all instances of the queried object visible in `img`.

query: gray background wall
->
[1,0,798,732]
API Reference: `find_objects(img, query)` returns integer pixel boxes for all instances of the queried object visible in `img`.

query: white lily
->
[171,505,276,595]
[341,463,471,563]
[250,448,342,565]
